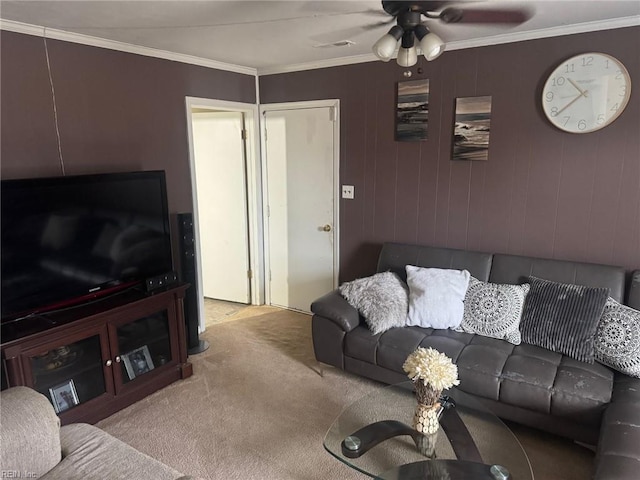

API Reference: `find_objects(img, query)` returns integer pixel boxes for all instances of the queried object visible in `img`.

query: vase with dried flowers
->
[402,347,460,458]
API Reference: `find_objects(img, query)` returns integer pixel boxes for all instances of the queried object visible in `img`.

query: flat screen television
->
[1,170,174,321]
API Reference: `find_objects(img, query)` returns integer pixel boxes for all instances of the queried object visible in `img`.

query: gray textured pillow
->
[520,276,609,363]
[595,297,640,378]
[460,277,530,345]
[339,272,409,335]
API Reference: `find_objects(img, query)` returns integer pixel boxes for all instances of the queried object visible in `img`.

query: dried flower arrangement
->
[403,346,460,441]
[403,346,460,403]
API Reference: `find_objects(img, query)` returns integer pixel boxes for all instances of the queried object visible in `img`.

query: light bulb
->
[414,24,445,62]
[372,26,403,61]
[397,46,418,67]
[419,32,445,61]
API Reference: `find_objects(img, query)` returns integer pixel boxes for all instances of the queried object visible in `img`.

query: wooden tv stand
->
[1,284,193,425]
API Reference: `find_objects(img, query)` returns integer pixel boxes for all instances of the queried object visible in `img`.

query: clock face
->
[541,53,631,133]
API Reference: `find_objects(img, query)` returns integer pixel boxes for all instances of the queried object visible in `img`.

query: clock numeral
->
[596,114,605,125]
[551,76,565,87]
[550,107,559,117]
[581,56,594,67]
[619,85,627,97]
[611,103,619,112]
[545,92,554,102]
[577,120,587,131]
[562,116,571,127]
[605,59,610,69]
[564,63,575,74]
[615,71,623,80]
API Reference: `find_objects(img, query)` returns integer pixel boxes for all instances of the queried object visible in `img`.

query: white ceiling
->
[1,1,639,74]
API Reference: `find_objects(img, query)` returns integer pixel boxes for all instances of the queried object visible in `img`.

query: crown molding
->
[259,15,640,76]
[2,15,638,78]
[444,15,640,52]
[0,19,257,76]
[258,53,379,76]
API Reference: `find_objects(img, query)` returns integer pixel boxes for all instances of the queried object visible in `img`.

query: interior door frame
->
[259,99,340,307]
[185,97,264,331]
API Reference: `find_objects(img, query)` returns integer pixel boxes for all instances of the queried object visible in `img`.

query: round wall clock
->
[541,52,632,133]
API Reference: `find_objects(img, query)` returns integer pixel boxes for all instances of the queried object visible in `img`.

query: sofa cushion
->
[42,423,182,480]
[459,277,530,345]
[339,271,409,334]
[377,242,493,283]
[405,266,470,329]
[377,327,473,374]
[519,276,609,363]
[627,271,640,311]
[489,254,626,303]
[345,323,614,425]
[0,387,61,478]
[594,298,640,378]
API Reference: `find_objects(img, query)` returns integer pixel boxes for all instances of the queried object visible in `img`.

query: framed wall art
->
[396,79,429,141]
[452,96,492,161]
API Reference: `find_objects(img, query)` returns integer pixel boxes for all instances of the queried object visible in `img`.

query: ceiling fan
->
[370,1,533,66]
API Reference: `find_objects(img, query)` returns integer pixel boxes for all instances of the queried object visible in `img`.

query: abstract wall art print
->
[452,96,492,161]
[396,79,429,141]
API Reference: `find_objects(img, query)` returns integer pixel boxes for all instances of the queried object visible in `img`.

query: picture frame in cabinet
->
[122,345,155,380]
[49,379,79,413]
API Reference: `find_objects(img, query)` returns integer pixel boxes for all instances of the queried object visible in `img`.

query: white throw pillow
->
[339,271,409,335]
[405,266,470,329]
[459,277,530,345]
[594,297,640,378]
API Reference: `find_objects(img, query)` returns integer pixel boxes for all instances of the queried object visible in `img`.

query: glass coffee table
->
[324,382,533,479]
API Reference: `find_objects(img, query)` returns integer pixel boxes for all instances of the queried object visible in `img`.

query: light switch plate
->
[342,185,354,199]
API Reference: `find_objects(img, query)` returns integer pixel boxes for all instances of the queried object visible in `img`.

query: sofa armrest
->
[50,423,184,479]
[594,374,640,480]
[311,289,361,332]
[594,402,640,480]
[0,386,61,477]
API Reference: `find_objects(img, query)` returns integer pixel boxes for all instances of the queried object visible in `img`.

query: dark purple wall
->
[1,31,256,214]
[260,27,640,280]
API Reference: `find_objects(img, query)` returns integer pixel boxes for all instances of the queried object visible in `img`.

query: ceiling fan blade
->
[310,18,394,44]
[364,16,397,29]
[439,7,533,24]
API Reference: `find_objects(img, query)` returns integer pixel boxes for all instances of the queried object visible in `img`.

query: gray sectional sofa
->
[311,242,640,480]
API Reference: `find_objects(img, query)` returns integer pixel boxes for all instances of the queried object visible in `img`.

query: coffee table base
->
[341,405,483,463]
[374,459,511,480]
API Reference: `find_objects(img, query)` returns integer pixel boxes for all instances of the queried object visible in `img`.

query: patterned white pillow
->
[459,277,530,345]
[339,272,409,335]
[594,297,640,378]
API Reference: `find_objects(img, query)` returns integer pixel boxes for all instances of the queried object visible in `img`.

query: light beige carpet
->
[97,307,594,479]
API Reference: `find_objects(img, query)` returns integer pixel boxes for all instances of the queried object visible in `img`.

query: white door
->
[192,111,250,304]
[264,105,337,312]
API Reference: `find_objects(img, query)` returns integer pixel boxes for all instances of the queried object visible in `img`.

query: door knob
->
[105,359,112,367]
[115,356,121,363]
[323,224,332,232]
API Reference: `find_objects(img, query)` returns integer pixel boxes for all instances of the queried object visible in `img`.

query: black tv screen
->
[1,171,173,321]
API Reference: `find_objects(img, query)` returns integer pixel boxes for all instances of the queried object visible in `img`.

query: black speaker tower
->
[177,212,209,355]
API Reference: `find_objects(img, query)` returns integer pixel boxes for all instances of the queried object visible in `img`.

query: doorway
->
[191,111,250,303]
[261,100,340,313]
[185,98,262,332]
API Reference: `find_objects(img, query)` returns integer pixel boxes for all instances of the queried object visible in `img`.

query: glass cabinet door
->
[116,310,173,385]
[30,334,107,414]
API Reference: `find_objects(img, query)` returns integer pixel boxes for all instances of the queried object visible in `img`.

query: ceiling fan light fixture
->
[397,45,418,67]
[372,25,404,61]
[420,32,445,61]
[414,24,445,61]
